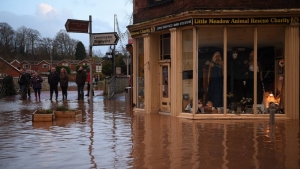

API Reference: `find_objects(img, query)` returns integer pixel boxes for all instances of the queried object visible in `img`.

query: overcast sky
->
[0,0,132,56]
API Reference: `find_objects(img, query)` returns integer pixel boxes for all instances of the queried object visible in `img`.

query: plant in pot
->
[54,105,82,118]
[32,109,55,122]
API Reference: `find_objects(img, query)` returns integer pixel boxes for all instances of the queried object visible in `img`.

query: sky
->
[0,0,133,56]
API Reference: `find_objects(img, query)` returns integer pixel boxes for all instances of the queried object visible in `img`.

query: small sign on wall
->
[116,67,121,75]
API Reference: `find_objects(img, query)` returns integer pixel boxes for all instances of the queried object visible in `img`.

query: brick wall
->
[134,0,300,23]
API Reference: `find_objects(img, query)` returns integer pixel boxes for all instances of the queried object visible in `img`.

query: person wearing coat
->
[60,68,69,100]
[31,72,43,101]
[48,67,60,100]
[18,69,27,100]
[75,66,87,100]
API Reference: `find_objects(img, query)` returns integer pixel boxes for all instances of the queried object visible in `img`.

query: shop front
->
[128,12,299,119]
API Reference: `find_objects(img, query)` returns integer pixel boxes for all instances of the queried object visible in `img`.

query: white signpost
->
[92,32,119,46]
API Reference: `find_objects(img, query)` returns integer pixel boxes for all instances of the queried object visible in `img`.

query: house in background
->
[10,60,20,68]
[59,59,81,73]
[0,57,20,77]
[36,60,51,74]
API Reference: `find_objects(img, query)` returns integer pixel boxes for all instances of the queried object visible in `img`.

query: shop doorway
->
[160,63,171,112]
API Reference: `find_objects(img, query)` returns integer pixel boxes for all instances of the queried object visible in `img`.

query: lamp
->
[266,93,276,108]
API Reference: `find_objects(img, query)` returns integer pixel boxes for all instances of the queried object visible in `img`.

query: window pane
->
[258,26,285,114]
[182,29,194,113]
[136,38,145,108]
[162,66,169,98]
[197,27,223,114]
[227,27,254,114]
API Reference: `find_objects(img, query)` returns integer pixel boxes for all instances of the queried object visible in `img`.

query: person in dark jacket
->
[31,72,43,101]
[48,67,60,100]
[60,68,69,100]
[18,69,27,100]
[25,69,32,98]
[75,66,86,100]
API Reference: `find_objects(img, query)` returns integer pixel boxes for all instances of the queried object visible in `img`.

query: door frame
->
[159,61,171,112]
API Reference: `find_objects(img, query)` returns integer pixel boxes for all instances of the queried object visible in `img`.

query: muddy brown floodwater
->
[0,91,300,169]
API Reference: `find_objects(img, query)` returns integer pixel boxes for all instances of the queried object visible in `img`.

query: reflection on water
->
[0,97,299,169]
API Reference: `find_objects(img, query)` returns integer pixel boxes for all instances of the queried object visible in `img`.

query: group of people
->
[18,66,94,101]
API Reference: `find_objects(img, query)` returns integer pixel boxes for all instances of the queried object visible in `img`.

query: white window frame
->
[42,64,48,68]
[23,64,29,68]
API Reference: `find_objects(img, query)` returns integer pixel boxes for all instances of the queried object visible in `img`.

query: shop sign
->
[130,28,152,36]
[155,19,192,31]
[193,17,299,25]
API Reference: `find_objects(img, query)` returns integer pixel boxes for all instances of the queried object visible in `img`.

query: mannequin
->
[227,50,245,102]
[207,51,223,108]
[202,61,210,104]
[245,51,263,104]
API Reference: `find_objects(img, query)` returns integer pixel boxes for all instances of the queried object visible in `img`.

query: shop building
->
[127,0,300,119]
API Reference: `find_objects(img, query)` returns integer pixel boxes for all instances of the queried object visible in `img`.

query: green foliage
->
[36,109,53,114]
[75,41,86,60]
[115,55,127,74]
[56,66,71,74]
[101,60,112,76]
[3,75,16,96]
[56,105,75,112]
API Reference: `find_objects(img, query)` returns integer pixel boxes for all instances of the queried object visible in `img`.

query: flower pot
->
[32,110,55,122]
[54,110,82,118]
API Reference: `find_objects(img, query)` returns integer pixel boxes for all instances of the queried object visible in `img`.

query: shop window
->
[227,27,254,114]
[197,27,224,114]
[160,33,170,60]
[258,26,285,114]
[136,38,145,108]
[182,29,193,113]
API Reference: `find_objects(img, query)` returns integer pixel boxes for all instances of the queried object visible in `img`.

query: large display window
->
[136,38,145,108]
[197,27,224,114]
[182,29,194,113]
[227,27,254,114]
[257,26,285,114]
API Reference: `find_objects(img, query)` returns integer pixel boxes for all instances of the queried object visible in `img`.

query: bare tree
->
[15,26,28,53]
[26,28,41,55]
[0,22,14,53]
[53,30,78,60]
[37,37,53,60]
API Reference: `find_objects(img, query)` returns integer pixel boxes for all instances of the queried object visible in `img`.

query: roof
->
[0,57,20,72]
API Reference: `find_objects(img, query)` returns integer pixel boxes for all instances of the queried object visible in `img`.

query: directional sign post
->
[65,19,89,33]
[92,32,119,46]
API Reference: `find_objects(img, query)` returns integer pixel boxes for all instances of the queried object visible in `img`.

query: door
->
[160,63,171,112]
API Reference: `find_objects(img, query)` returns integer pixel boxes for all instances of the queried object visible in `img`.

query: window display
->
[207,51,223,108]
[245,51,264,105]
[197,27,224,114]
[136,38,145,108]
[182,29,194,113]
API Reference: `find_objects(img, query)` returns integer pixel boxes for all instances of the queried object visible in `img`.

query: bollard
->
[268,102,276,125]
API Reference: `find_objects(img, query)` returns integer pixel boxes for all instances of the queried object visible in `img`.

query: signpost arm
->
[89,15,93,101]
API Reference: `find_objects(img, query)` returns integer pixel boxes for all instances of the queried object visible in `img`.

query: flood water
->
[0,91,300,169]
